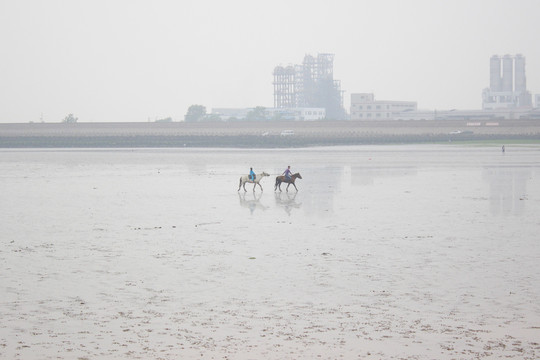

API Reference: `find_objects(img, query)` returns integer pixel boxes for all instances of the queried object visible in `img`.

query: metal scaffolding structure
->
[273,53,345,119]
[272,66,296,109]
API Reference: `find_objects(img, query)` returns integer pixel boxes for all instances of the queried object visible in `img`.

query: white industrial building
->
[211,108,250,121]
[211,107,325,121]
[265,108,325,121]
[350,54,539,121]
[350,93,417,120]
[482,54,532,110]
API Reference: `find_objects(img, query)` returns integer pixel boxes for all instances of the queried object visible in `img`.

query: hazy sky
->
[1,0,539,123]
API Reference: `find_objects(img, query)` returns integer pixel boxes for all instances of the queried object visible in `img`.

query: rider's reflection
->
[274,192,302,216]
[238,192,268,215]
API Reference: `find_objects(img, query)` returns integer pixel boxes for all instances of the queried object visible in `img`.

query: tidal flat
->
[1,145,539,359]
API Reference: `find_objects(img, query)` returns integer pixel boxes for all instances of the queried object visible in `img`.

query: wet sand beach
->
[1,145,539,359]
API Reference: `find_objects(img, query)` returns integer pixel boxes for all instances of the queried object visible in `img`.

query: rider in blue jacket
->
[249,167,256,181]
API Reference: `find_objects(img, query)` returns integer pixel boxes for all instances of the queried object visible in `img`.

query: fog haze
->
[1,0,539,123]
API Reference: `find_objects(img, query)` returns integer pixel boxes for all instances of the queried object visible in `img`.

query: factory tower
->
[273,53,345,119]
[483,54,532,109]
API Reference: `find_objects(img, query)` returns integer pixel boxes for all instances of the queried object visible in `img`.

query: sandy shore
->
[1,145,539,359]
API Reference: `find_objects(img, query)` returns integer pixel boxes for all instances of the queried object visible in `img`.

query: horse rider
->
[249,167,256,181]
[282,165,292,181]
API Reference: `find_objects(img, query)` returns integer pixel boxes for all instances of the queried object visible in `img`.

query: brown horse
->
[274,173,302,192]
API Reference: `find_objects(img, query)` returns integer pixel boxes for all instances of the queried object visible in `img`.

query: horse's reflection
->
[238,192,268,214]
[274,192,302,216]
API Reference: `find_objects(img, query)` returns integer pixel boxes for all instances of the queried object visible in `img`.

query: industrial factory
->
[272,53,345,119]
[482,54,533,109]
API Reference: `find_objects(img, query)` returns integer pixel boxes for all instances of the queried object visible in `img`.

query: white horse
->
[238,172,270,192]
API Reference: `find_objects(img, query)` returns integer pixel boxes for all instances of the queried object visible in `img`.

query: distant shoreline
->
[1,120,539,148]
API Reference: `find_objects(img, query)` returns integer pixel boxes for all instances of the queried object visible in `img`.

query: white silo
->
[490,55,502,91]
[502,54,513,92]
[514,54,526,93]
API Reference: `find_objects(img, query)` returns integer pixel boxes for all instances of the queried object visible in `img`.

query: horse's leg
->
[292,182,298,191]
[286,183,290,192]
[243,181,247,192]
[253,182,256,192]
[238,178,242,192]
[258,182,263,191]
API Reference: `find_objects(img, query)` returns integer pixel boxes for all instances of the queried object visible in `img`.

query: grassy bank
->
[2,134,540,148]
[1,120,540,148]
[442,139,540,146]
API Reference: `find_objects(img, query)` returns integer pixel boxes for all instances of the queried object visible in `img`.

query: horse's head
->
[261,172,270,177]
[294,173,302,179]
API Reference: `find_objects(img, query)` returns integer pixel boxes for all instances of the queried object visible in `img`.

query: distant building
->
[273,53,345,119]
[347,54,538,121]
[394,108,537,121]
[266,108,326,121]
[211,108,250,121]
[482,54,532,110]
[211,107,325,121]
[350,93,417,120]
